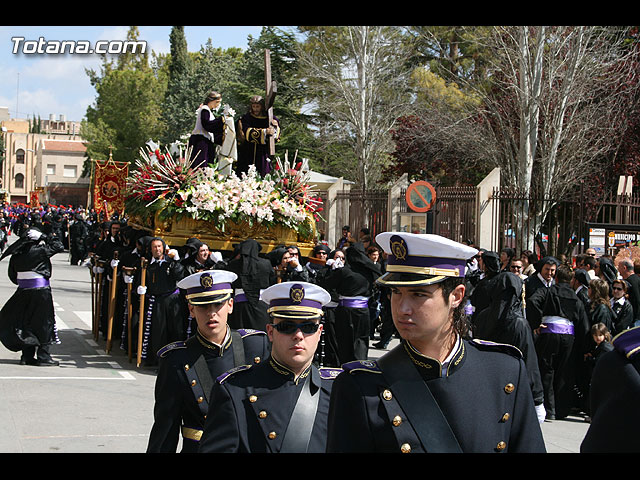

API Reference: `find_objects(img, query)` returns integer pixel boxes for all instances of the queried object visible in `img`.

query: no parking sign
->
[405,181,436,213]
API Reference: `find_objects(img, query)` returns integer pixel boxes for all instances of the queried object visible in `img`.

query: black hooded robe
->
[473,272,544,408]
[0,228,64,359]
[226,239,275,332]
[323,244,381,364]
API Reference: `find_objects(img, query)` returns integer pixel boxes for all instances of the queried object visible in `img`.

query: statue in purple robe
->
[187,91,225,170]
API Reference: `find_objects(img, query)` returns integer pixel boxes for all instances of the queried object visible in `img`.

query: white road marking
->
[0,375,135,380]
[73,311,93,330]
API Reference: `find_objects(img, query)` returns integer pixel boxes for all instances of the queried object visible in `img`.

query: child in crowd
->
[582,323,614,421]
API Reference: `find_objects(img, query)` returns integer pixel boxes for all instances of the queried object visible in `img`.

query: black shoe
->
[20,358,38,366]
[372,342,388,350]
[545,414,556,421]
[36,358,59,366]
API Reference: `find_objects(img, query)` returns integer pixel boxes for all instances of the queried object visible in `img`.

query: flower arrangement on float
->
[124,144,323,237]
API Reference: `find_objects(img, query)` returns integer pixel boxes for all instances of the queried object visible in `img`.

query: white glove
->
[210,251,223,263]
[535,404,546,424]
[332,259,344,270]
[28,229,42,241]
[137,285,147,295]
[110,259,119,268]
[123,274,133,284]
[95,267,105,274]
[325,259,335,267]
[167,249,179,260]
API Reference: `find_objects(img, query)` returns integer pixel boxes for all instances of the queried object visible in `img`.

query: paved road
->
[0,240,590,453]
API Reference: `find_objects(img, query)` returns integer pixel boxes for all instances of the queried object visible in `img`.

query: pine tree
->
[161,26,195,144]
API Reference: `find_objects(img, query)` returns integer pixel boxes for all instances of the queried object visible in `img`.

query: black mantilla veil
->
[345,242,382,283]
[474,272,524,340]
[236,239,263,303]
[0,223,45,261]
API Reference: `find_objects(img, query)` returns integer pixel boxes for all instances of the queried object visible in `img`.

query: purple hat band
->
[613,328,640,358]
[186,282,232,296]
[269,298,323,309]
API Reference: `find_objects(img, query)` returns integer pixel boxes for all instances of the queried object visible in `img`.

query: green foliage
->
[83,26,166,170]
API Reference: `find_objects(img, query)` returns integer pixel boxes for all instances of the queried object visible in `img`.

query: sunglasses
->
[612,286,624,291]
[270,321,320,335]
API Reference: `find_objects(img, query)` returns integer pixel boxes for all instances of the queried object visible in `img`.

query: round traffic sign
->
[405,181,436,213]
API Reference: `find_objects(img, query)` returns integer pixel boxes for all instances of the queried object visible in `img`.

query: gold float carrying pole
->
[137,257,148,367]
[122,266,136,363]
[89,254,96,338]
[95,258,106,342]
[106,251,119,354]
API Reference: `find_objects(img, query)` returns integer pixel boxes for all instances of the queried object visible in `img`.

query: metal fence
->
[434,186,477,244]
[335,189,388,239]
[314,183,640,258]
[490,187,640,258]
[314,189,388,245]
[488,186,584,258]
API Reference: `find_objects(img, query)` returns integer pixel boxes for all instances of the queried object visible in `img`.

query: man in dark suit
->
[619,258,640,324]
[572,268,591,310]
[527,265,590,421]
[137,237,187,365]
[524,256,559,319]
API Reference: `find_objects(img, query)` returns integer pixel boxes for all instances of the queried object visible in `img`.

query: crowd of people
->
[465,243,640,426]
[0,204,389,368]
[1,202,638,453]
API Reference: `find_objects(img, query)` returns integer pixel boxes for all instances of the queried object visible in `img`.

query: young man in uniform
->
[326,232,546,453]
[197,281,341,453]
[146,270,270,453]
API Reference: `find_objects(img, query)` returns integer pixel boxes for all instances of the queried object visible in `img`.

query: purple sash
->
[540,322,574,335]
[338,298,369,309]
[235,293,247,303]
[17,277,50,289]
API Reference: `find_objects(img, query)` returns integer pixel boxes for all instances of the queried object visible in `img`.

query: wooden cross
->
[264,49,278,156]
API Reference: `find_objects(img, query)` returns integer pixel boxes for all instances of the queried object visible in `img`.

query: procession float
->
[123,143,323,257]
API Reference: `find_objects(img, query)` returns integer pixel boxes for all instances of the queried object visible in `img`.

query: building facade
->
[0,115,89,207]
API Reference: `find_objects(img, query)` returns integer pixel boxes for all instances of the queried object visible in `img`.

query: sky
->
[0,26,266,123]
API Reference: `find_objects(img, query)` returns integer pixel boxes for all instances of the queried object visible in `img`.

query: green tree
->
[82,26,167,168]
[238,27,318,162]
[161,26,196,144]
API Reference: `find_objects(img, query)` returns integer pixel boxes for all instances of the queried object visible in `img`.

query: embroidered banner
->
[93,156,129,218]
[29,190,40,206]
